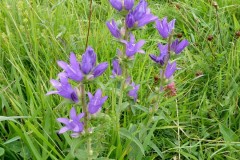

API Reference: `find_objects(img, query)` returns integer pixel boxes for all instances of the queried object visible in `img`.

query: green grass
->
[0,0,240,159]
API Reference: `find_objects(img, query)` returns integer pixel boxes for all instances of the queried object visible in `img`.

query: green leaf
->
[233,14,240,30]
[120,128,145,155]
[0,147,5,157]
[219,123,238,142]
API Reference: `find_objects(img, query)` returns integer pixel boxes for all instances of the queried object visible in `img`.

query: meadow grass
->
[0,0,240,159]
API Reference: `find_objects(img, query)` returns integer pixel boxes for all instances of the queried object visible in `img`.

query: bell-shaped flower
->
[111,59,122,78]
[156,17,176,39]
[81,47,96,74]
[81,46,108,79]
[109,0,134,11]
[126,0,157,28]
[46,73,79,102]
[87,89,108,114]
[149,43,168,65]
[171,39,189,54]
[109,0,122,11]
[121,33,145,58]
[92,62,109,78]
[106,19,121,38]
[124,0,134,10]
[128,82,140,101]
[165,61,177,79]
[57,107,84,137]
[57,52,83,82]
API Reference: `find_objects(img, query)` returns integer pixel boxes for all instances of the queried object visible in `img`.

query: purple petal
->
[101,96,108,104]
[109,0,123,11]
[87,92,93,100]
[77,113,85,120]
[165,61,177,79]
[106,20,121,38]
[149,54,159,63]
[46,91,59,95]
[69,52,79,70]
[112,59,122,76]
[124,0,134,10]
[137,14,158,27]
[92,62,108,78]
[58,126,69,134]
[133,0,147,21]
[50,79,61,89]
[81,47,96,74]
[135,40,145,53]
[126,12,135,28]
[57,118,69,125]
[70,107,77,120]
[94,89,102,99]
[175,39,189,54]
[57,61,69,70]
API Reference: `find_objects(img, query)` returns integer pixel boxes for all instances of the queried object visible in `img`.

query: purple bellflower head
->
[92,62,108,78]
[128,82,140,101]
[57,53,83,82]
[109,0,134,11]
[57,107,84,137]
[165,61,177,79]
[126,0,157,28]
[81,47,108,78]
[81,47,97,74]
[156,17,176,39]
[46,73,79,103]
[149,43,168,65]
[171,39,189,54]
[106,19,121,39]
[121,33,145,58]
[109,0,122,11]
[87,89,108,114]
[112,59,122,77]
[124,0,134,10]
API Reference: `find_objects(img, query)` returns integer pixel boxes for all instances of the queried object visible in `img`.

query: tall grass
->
[0,0,240,159]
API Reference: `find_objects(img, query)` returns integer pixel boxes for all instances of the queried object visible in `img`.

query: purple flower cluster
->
[149,17,189,80]
[107,0,156,59]
[47,47,108,136]
[107,0,158,101]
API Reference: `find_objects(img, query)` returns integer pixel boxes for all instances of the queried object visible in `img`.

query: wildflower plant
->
[47,47,108,158]
[47,0,189,158]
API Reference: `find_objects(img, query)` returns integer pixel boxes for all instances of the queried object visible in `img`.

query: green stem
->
[80,84,92,160]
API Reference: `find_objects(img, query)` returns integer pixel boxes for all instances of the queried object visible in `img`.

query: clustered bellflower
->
[109,0,134,11]
[156,17,176,39]
[165,61,177,79]
[88,89,108,115]
[57,107,84,137]
[81,47,108,78]
[47,46,109,137]
[46,72,79,103]
[128,82,140,101]
[149,43,168,65]
[111,59,122,77]
[106,19,121,39]
[171,39,189,54]
[126,0,157,28]
[121,33,145,58]
[149,17,189,82]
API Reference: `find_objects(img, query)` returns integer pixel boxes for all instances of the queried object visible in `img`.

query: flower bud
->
[235,31,240,38]
[212,1,218,9]
[207,35,214,41]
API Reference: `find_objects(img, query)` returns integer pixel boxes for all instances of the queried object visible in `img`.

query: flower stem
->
[85,0,93,50]
[80,84,92,159]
